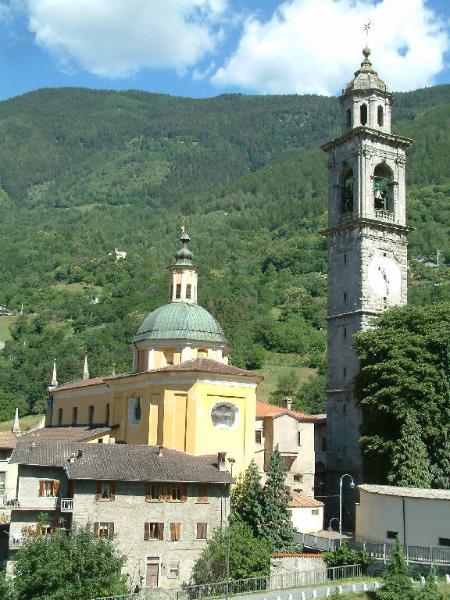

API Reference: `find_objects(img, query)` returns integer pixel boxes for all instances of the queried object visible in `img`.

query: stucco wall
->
[291,506,324,533]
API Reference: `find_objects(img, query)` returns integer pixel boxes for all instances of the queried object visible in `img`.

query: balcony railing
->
[374,209,395,222]
[3,497,74,511]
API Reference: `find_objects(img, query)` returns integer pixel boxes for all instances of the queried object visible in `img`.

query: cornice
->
[321,127,413,153]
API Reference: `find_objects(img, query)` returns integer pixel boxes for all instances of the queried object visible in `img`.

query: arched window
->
[346,108,351,129]
[211,402,239,429]
[360,104,368,126]
[373,163,394,212]
[377,105,384,127]
[128,396,142,425]
[340,166,354,214]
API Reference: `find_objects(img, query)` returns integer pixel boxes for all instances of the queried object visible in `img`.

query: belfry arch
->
[373,162,394,212]
[340,165,354,214]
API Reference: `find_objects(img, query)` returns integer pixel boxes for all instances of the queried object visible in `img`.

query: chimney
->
[217,451,226,472]
[283,397,293,410]
[158,445,163,457]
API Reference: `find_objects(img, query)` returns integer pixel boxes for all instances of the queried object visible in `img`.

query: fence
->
[296,533,450,566]
[93,564,361,600]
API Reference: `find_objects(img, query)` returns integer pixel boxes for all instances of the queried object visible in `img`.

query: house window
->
[0,472,5,496]
[386,531,398,540]
[186,284,192,299]
[144,522,164,540]
[169,484,182,501]
[39,480,59,497]
[196,523,208,540]
[312,509,320,515]
[88,405,94,426]
[297,431,302,446]
[96,482,115,501]
[255,430,262,444]
[170,523,181,541]
[439,538,450,547]
[57,408,63,426]
[197,484,209,503]
[146,482,160,502]
[168,562,180,579]
[146,483,187,502]
[176,284,181,299]
[72,406,78,426]
[95,522,114,539]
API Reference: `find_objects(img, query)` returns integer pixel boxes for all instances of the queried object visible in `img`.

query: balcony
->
[3,497,74,512]
[374,209,395,222]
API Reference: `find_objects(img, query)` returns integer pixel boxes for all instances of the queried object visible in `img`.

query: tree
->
[376,537,414,600]
[354,303,450,486]
[13,524,128,600]
[191,521,271,584]
[323,541,371,574]
[415,566,444,600]
[294,372,326,414]
[388,412,432,487]
[0,571,12,600]
[270,369,300,405]
[259,445,295,552]
[231,460,265,537]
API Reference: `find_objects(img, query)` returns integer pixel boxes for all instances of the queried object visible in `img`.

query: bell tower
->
[322,48,412,485]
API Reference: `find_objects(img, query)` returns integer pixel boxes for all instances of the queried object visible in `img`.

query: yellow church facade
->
[46,231,260,477]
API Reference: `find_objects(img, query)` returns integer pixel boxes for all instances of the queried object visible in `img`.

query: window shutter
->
[109,523,114,538]
[38,480,44,497]
[53,480,60,497]
[159,485,167,501]
[94,522,100,537]
[95,482,101,501]
[110,483,116,501]
[158,523,164,540]
[144,522,150,541]
[170,522,175,541]
[176,523,181,540]
[197,484,208,502]
[181,485,188,502]
[145,483,152,502]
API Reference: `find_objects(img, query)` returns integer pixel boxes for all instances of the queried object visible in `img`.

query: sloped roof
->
[256,401,318,422]
[0,431,17,449]
[0,426,111,450]
[289,491,324,508]
[359,484,450,501]
[156,357,262,380]
[53,376,105,392]
[11,441,232,484]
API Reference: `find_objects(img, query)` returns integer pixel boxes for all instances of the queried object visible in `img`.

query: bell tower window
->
[346,108,351,129]
[377,105,384,127]
[360,104,367,126]
[373,163,394,213]
[340,166,354,214]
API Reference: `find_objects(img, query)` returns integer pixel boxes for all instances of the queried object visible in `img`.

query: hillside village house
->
[8,441,232,589]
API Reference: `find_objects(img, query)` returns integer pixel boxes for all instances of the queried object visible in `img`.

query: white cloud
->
[21,0,229,78]
[212,0,449,94]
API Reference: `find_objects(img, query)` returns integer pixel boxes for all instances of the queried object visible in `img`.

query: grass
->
[332,583,450,598]
[0,315,17,341]
[0,413,44,432]
[255,351,315,403]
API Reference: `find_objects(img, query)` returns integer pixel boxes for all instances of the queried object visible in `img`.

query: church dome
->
[134,302,227,345]
[343,47,389,96]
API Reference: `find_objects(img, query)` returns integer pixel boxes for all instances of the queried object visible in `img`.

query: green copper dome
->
[134,302,227,344]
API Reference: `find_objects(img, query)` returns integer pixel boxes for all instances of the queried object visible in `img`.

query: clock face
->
[368,256,401,298]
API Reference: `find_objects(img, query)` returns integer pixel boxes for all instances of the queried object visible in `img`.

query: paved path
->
[230,579,381,600]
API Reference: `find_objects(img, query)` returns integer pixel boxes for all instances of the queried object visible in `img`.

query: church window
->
[340,167,354,214]
[343,328,347,338]
[343,254,347,264]
[176,284,181,299]
[57,408,63,426]
[211,402,239,429]
[186,284,192,299]
[360,103,368,125]
[377,105,384,127]
[88,405,94,426]
[72,407,78,426]
[128,397,141,425]
[343,367,347,378]
[346,108,351,128]
[373,163,394,212]
[105,403,110,425]
[344,292,347,303]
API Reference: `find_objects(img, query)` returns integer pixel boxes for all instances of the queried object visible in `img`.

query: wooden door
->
[145,561,159,588]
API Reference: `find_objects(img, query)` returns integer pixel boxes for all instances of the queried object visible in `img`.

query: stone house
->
[254,401,320,497]
[8,441,232,589]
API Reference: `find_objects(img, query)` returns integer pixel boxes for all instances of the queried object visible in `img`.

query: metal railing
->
[93,564,362,600]
[297,533,450,565]
[61,498,74,512]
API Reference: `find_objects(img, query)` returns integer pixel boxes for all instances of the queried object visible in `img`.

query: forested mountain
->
[0,85,449,419]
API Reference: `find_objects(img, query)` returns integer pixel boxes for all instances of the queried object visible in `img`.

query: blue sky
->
[0,0,449,101]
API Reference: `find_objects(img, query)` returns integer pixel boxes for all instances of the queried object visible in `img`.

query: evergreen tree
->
[260,445,295,552]
[231,460,264,537]
[415,566,444,600]
[388,412,432,488]
[376,537,414,600]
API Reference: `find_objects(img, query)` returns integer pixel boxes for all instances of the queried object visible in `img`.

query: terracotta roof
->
[0,431,17,449]
[53,376,105,392]
[155,358,262,379]
[359,484,450,501]
[256,401,318,422]
[289,491,324,508]
[11,442,232,484]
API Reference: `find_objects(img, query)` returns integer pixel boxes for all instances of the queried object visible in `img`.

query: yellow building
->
[46,231,260,476]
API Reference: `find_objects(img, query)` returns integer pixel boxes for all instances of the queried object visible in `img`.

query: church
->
[46,229,261,477]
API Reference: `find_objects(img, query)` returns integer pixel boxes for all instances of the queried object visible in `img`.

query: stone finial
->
[112,363,116,377]
[12,408,21,434]
[83,351,90,380]
[51,359,58,388]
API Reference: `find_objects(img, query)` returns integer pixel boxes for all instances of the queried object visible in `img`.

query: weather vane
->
[181,215,188,235]
[363,20,372,41]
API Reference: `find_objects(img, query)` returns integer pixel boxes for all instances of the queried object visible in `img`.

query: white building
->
[289,491,324,533]
[356,484,450,548]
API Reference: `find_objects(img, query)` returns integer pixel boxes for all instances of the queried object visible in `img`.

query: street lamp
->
[225,457,235,600]
[339,473,355,545]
